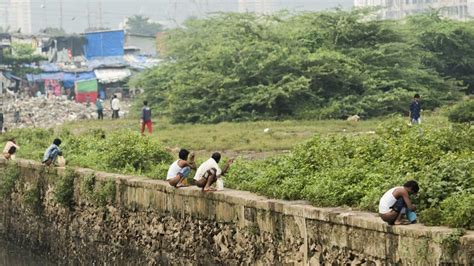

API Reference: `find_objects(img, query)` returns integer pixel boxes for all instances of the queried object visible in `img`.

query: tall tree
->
[125,15,163,36]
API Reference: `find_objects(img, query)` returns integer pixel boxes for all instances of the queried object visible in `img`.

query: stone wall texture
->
[0,159,473,265]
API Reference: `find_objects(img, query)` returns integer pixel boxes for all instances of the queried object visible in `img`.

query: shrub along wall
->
[0,160,473,265]
[226,120,474,229]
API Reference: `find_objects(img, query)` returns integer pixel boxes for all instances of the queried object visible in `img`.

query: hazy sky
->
[2,0,354,33]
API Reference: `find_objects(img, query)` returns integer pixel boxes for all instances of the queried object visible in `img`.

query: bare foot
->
[176,182,188,188]
[203,187,216,192]
[394,221,410,225]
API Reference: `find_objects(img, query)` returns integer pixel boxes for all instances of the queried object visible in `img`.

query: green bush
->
[226,120,473,228]
[0,164,20,199]
[1,128,173,177]
[54,168,76,208]
[440,193,474,230]
[447,100,474,123]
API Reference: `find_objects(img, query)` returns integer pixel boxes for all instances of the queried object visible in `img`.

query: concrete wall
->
[0,159,473,265]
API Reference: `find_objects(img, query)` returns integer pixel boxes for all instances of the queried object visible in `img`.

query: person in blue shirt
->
[96,98,104,120]
[42,138,62,166]
[409,94,421,125]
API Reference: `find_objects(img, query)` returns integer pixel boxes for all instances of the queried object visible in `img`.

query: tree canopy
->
[125,15,163,36]
[133,10,468,123]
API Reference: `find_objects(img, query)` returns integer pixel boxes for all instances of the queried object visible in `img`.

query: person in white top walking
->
[166,149,196,188]
[194,152,233,192]
[111,95,121,119]
[378,180,419,225]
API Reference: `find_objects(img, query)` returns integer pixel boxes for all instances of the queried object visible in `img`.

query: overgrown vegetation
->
[133,11,471,123]
[81,175,116,207]
[23,185,41,212]
[441,229,466,256]
[447,99,474,123]
[225,120,473,229]
[0,164,20,199]
[54,168,76,207]
[0,128,173,177]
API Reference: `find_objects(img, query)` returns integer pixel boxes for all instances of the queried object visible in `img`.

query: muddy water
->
[0,240,53,266]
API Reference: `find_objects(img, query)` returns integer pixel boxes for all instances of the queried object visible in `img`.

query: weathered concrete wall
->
[0,159,473,265]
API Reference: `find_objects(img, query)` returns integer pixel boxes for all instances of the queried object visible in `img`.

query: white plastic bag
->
[216,178,224,191]
[57,156,66,167]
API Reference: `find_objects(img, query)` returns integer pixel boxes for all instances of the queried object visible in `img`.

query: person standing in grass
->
[111,95,120,119]
[42,138,63,166]
[140,101,152,135]
[96,98,104,120]
[409,94,421,125]
[167,149,196,188]
[194,152,233,192]
[379,180,419,225]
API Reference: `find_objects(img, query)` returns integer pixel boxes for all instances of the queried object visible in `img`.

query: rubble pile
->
[2,96,130,129]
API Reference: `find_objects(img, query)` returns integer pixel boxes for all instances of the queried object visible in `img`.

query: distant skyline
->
[2,0,353,34]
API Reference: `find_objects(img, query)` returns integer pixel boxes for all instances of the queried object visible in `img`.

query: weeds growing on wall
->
[0,164,20,199]
[54,168,76,208]
[23,185,41,212]
[225,120,473,229]
[441,229,466,256]
[81,175,116,207]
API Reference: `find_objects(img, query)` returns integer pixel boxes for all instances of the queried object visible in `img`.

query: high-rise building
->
[9,0,33,34]
[355,0,474,20]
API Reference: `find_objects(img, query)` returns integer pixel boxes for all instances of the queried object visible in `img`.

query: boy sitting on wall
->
[42,138,63,166]
[166,149,196,188]
[379,180,419,225]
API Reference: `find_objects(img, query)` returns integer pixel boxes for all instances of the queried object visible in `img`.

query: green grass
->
[58,113,449,158]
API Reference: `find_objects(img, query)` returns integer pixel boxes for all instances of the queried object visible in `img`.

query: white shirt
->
[167,160,182,180]
[378,187,399,214]
[194,158,221,181]
[111,98,120,110]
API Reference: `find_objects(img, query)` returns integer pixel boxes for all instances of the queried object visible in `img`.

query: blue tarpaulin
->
[26,72,95,87]
[63,72,96,88]
[84,30,125,59]
[26,72,64,82]
[4,72,21,81]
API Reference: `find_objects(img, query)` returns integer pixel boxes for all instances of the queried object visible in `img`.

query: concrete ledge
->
[0,158,473,265]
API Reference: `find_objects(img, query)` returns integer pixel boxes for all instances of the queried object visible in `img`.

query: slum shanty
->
[0,29,161,131]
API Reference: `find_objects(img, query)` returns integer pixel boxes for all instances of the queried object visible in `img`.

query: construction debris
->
[2,96,130,129]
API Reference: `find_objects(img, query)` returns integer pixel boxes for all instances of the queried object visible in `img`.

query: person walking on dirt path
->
[194,152,234,192]
[96,98,104,120]
[166,149,196,188]
[111,95,120,119]
[409,94,421,125]
[140,101,152,135]
[379,180,419,225]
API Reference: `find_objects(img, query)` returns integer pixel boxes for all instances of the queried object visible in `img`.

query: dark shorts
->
[391,198,406,213]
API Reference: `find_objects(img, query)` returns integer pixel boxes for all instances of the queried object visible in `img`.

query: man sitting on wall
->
[166,149,196,188]
[194,152,233,192]
[42,138,63,166]
[3,138,19,160]
[379,180,419,225]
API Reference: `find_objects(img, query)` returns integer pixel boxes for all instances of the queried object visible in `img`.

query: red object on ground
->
[75,92,98,103]
[141,120,153,134]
